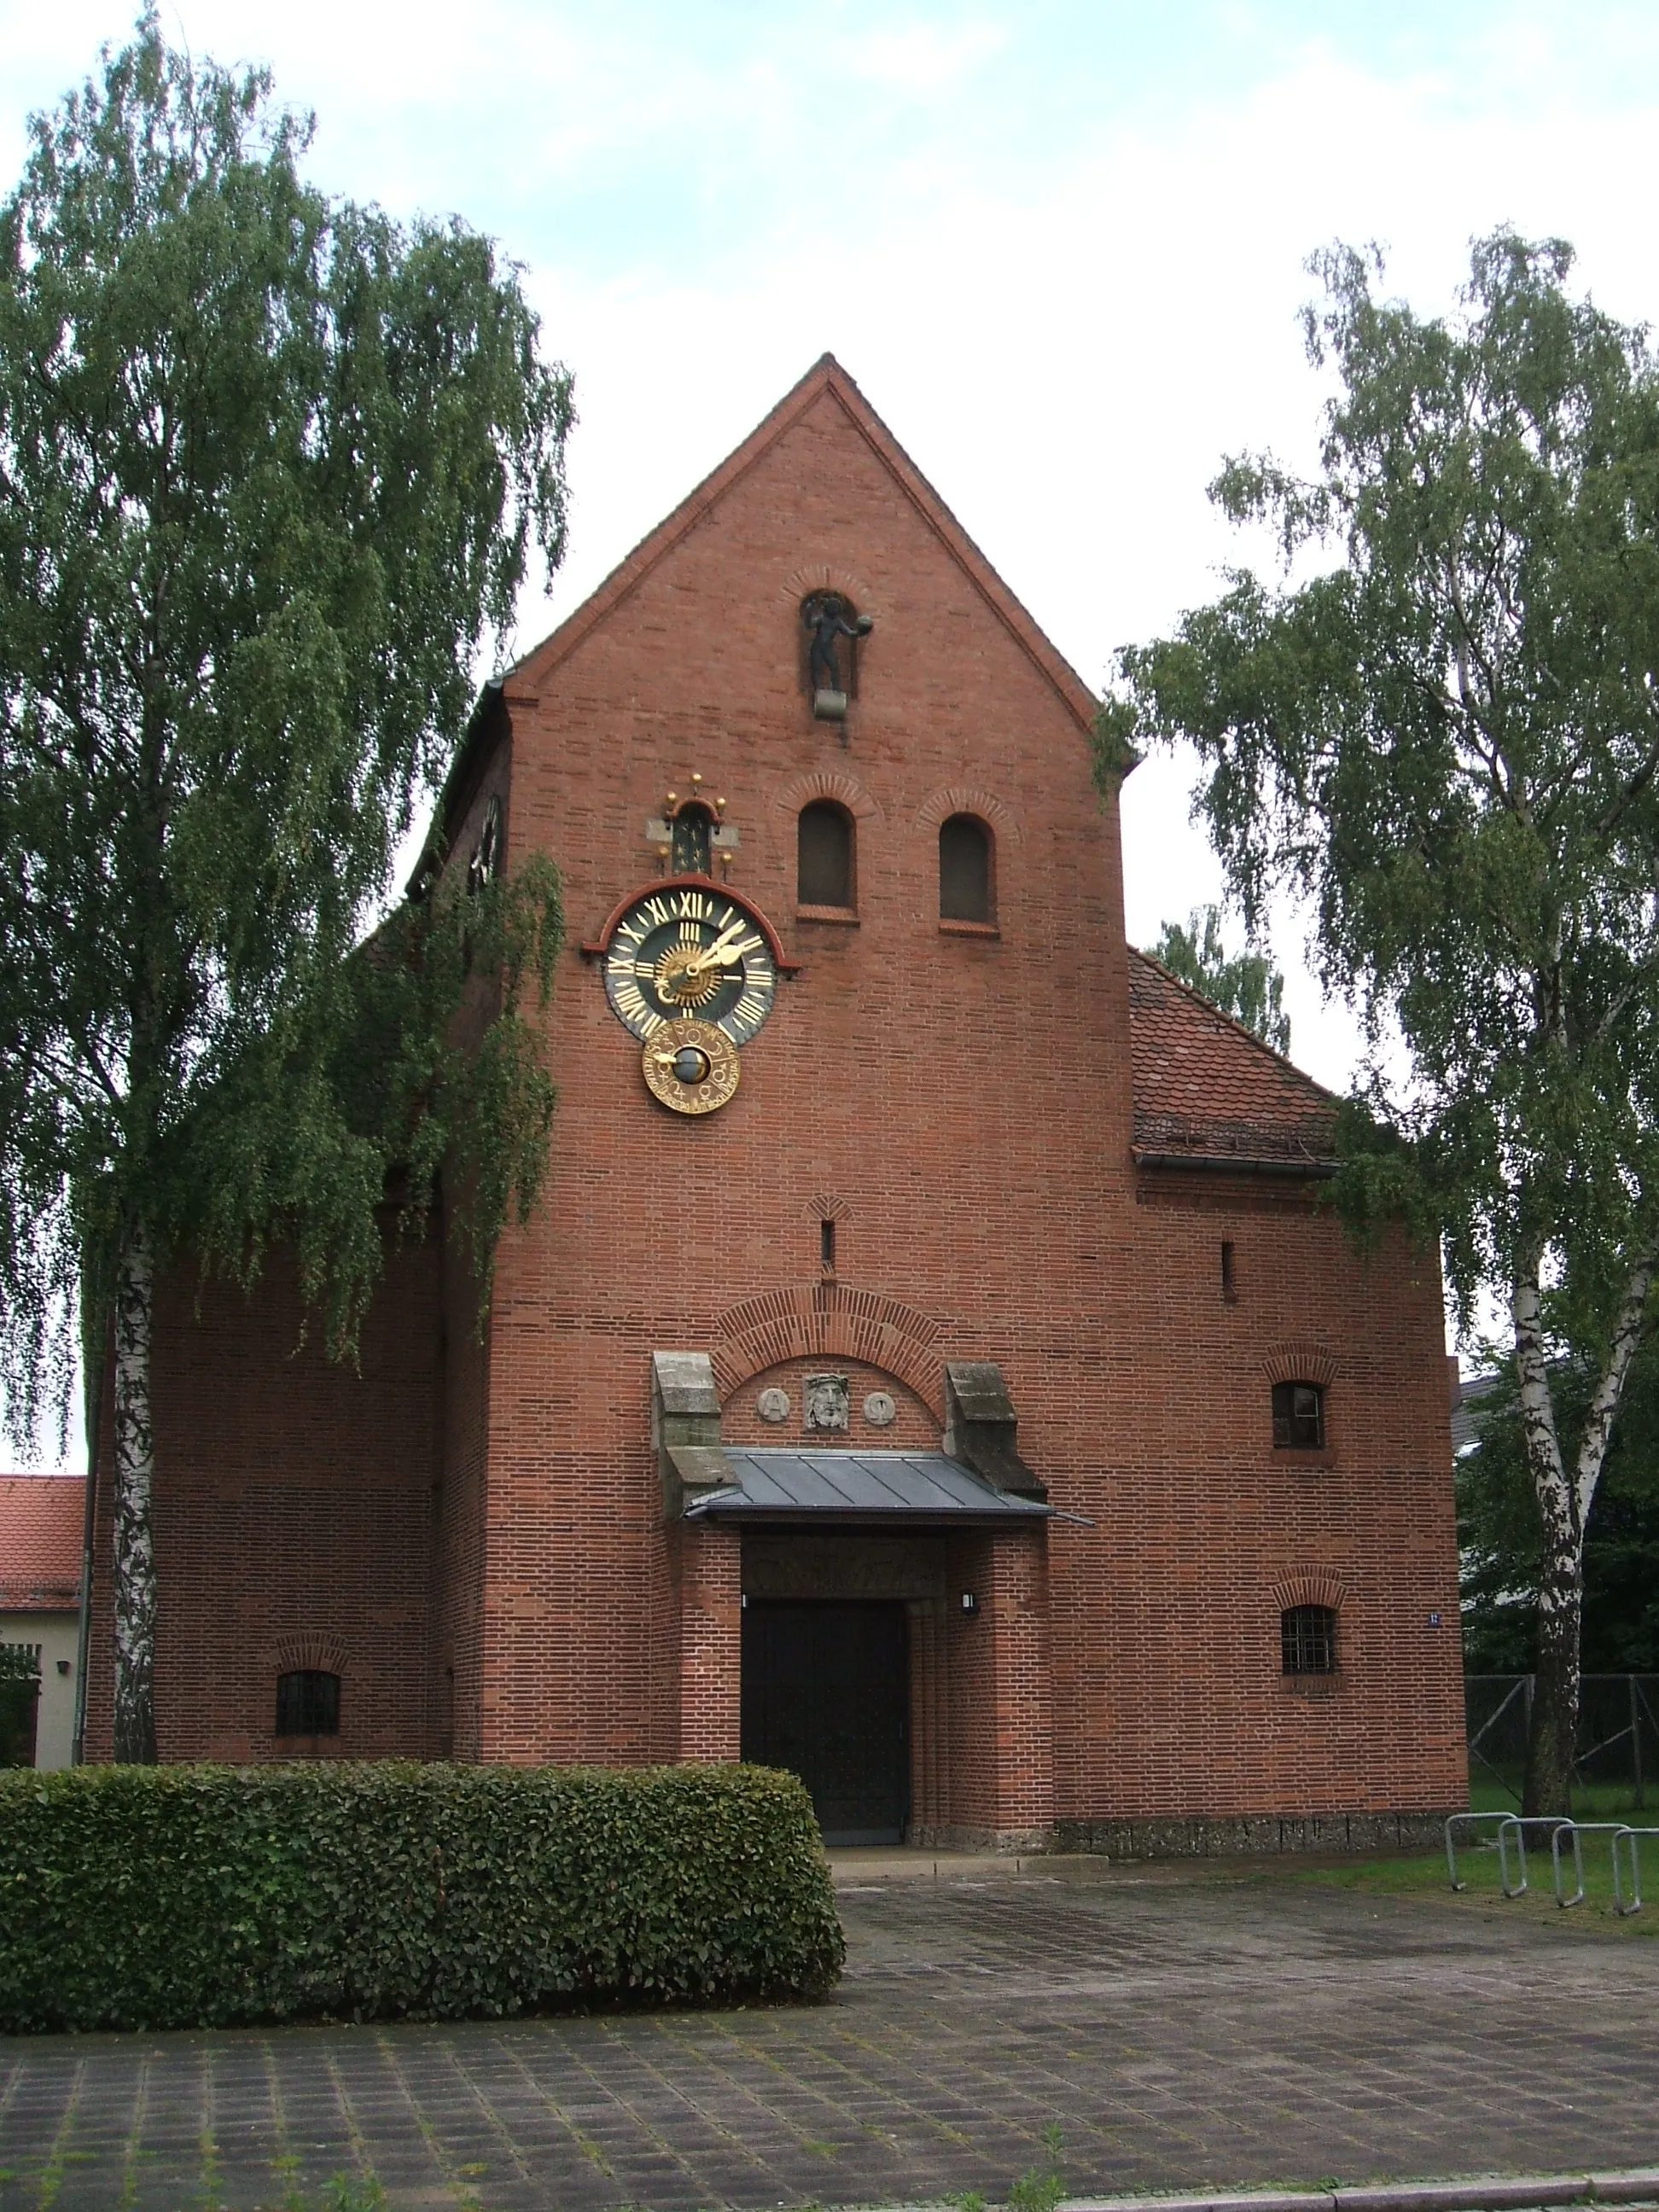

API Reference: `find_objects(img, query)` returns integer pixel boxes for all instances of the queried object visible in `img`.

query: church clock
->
[601,883,780,1114]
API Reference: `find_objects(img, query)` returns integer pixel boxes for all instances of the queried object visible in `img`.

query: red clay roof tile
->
[1126,949,1337,1165]
[0,1476,84,1611]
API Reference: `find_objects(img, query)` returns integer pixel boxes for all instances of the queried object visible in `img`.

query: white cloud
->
[847,19,1012,93]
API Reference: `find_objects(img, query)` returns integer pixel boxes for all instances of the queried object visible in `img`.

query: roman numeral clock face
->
[603,886,778,1115]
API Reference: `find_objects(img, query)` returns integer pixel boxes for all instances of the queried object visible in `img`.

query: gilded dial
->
[602,886,778,1048]
[641,1018,741,1115]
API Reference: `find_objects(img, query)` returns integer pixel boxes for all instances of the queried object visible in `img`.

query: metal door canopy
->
[683,1447,1070,1524]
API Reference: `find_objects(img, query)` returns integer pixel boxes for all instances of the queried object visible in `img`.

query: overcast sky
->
[5,1,1657,1459]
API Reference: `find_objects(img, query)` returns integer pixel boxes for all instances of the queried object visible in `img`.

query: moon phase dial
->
[602,884,780,1116]
[641,1018,740,1115]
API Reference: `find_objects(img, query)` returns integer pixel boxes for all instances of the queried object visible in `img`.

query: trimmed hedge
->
[0,1761,845,2032]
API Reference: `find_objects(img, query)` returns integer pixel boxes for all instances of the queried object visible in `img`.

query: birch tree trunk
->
[112,1231,157,1764]
[1516,1249,1655,1815]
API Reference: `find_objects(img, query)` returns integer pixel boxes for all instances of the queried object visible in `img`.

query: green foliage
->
[323,2179,387,2212]
[0,16,574,1441]
[1006,2126,1067,2212]
[1459,1350,1659,1671]
[1150,905,1291,1052]
[1103,231,1659,1343]
[0,1760,845,2033]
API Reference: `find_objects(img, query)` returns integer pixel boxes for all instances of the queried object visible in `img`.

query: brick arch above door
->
[710,1282,945,1420]
[722,1354,937,1450]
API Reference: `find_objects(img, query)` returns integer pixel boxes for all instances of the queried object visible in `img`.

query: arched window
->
[1281,1605,1337,1676]
[276,1670,340,1738]
[671,802,713,876]
[1272,1380,1325,1450]
[939,814,992,924]
[798,801,854,910]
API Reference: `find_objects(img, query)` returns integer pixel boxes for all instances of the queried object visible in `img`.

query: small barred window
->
[1281,1605,1337,1676]
[1272,1380,1325,1449]
[276,1670,340,1738]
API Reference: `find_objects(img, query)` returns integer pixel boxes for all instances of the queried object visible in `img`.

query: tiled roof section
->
[1126,951,1338,1167]
[0,1476,84,1611]
[1451,1371,1505,1455]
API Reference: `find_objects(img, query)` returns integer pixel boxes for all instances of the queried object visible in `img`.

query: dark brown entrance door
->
[741,1600,909,1845]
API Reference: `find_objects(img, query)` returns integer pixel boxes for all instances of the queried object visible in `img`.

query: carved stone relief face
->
[756,1387,791,1424]
[803,1373,850,1431]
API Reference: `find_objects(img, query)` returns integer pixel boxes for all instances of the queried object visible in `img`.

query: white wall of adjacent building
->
[2,1612,79,1769]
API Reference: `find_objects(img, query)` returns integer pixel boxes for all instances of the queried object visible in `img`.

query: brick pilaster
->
[677,1522,742,1762]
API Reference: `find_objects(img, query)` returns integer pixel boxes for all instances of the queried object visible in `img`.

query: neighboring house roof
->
[1451,1371,1505,1455]
[1126,950,1338,1170]
[0,1476,84,1611]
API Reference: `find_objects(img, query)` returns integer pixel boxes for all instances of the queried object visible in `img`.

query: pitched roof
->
[511,352,1101,725]
[0,1476,84,1611]
[430,355,1108,864]
[1126,950,1337,1168]
[1451,1370,1505,1454]
[430,354,1104,863]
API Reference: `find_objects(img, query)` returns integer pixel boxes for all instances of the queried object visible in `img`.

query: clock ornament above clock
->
[597,882,783,1115]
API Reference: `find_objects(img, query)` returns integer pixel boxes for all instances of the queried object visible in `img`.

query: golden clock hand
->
[684,923,764,978]
[701,917,748,960]
[684,943,745,975]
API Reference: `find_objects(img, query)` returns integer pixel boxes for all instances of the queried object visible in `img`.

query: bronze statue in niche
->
[801,592,873,722]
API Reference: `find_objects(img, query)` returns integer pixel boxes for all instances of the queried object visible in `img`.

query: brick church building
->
[86,357,1466,1849]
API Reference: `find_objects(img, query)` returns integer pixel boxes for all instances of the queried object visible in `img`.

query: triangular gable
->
[509,354,1102,732]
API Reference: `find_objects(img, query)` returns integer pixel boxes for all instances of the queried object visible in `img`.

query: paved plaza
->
[1,1855,1655,2211]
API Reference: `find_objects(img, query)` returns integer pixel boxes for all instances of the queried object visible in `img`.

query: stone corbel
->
[943,1360,1046,1499]
[651,1351,735,1520]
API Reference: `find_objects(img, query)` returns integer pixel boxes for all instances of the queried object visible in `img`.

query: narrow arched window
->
[672,802,713,876]
[798,801,853,910]
[1281,1606,1337,1676]
[940,814,992,924]
[276,1670,341,1738]
[1272,1381,1325,1450]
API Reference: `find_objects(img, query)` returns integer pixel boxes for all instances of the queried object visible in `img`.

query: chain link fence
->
[1466,1673,1658,1805]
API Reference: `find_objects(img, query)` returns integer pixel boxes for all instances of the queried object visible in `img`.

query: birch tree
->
[0,20,573,1761]
[1103,233,1659,1815]
[1150,906,1291,1052]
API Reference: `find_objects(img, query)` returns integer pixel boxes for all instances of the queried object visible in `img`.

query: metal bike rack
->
[1448,1810,1655,1907]
[1493,1813,1586,1897]
[1548,1820,1629,1908]
[1611,1825,1659,1916]
[1444,1811,1516,1890]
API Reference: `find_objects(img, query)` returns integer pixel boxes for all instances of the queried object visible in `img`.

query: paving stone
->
[2,1871,1657,2209]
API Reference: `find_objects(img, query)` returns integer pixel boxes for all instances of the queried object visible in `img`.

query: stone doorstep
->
[825,1848,1398,1885]
[1049,2174,1659,2212]
[830,1848,1049,1883]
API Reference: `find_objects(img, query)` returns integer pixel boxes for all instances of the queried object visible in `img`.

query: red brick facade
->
[85,358,1466,1846]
